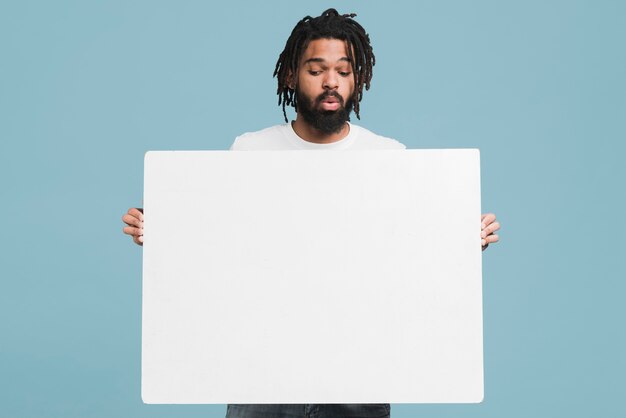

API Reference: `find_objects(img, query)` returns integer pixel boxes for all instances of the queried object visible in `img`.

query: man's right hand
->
[122,208,144,246]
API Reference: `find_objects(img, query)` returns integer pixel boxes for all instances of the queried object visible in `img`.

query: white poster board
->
[142,149,483,404]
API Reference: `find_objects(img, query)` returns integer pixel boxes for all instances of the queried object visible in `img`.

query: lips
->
[321,102,339,111]
[318,94,341,111]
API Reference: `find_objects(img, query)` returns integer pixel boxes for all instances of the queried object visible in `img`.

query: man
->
[123,8,500,418]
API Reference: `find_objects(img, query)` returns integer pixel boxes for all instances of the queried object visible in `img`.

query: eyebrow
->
[304,57,352,65]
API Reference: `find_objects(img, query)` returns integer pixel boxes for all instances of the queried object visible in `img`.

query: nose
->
[322,71,339,90]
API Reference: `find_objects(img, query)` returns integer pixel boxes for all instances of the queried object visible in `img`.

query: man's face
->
[294,38,355,134]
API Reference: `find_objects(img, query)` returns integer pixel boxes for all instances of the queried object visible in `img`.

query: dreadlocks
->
[273,8,376,122]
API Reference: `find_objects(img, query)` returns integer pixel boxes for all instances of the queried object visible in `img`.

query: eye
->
[339,71,351,77]
[308,70,322,76]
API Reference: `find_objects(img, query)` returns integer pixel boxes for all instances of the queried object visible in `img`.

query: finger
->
[482,242,489,251]
[122,213,143,228]
[481,213,496,228]
[481,213,496,229]
[481,221,500,238]
[123,226,143,237]
[128,207,144,221]
[485,234,499,244]
[133,235,144,246]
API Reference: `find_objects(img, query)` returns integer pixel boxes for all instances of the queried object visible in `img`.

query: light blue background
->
[1,1,624,417]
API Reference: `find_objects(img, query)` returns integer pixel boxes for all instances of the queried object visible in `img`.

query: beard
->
[296,89,354,134]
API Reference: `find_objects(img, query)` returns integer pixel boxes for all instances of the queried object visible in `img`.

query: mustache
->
[315,91,345,106]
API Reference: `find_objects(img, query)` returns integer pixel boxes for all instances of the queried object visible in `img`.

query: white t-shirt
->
[230,122,406,150]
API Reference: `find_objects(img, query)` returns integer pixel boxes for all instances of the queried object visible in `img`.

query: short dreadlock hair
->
[273,8,376,122]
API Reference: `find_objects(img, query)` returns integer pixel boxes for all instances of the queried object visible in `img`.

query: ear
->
[286,70,296,90]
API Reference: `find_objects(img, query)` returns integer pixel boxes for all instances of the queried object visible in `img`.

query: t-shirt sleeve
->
[229,135,242,150]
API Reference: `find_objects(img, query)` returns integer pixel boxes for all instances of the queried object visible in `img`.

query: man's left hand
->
[481,213,500,251]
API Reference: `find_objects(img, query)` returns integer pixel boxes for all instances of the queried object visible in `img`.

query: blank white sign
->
[142,149,483,404]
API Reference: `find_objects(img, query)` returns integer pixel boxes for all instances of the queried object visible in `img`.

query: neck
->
[291,116,350,144]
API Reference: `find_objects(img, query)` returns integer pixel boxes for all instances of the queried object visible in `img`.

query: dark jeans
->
[226,404,390,418]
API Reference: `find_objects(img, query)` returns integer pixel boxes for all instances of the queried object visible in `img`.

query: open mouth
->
[319,95,341,111]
